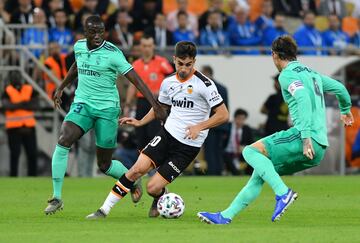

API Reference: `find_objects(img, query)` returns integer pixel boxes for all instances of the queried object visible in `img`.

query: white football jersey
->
[158,70,224,147]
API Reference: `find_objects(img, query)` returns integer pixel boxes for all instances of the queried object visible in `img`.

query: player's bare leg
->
[45,122,83,215]
[86,154,153,219]
[146,172,170,217]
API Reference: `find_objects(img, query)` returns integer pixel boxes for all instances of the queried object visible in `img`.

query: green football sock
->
[105,160,128,179]
[242,146,288,196]
[52,144,70,199]
[221,172,264,219]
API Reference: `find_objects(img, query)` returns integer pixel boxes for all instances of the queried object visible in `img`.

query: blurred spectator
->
[262,13,288,52]
[8,0,33,24]
[353,128,360,159]
[223,108,254,175]
[107,9,133,48]
[199,10,229,54]
[318,0,347,19]
[293,11,324,55]
[105,0,133,30]
[9,0,34,24]
[350,18,360,48]
[172,10,196,44]
[272,0,317,17]
[322,15,350,55]
[228,6,262,55]
[344,0,360,18]
[254,0,274,31]
[0,0,10,23]
[201,65,229,175]
[260,74,289,136]
[124,35,173,153]
[131,0,162,32]
[113,126,138,170]
[44,42,67,99]
[21,7,47,58]
[42,0,67,28]
[1,71,38,177]
[49,9,73,54]
[73,0,99,31]
[166,0,198,37]
[199,0,229,31]
[144,13,173,49]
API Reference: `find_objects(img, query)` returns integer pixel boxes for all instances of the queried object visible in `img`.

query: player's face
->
[85,22,105,49]
[173,56,195,80]
[271,51,282,72]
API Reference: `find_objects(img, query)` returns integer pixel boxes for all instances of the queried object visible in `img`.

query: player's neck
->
[143,55,154,63]
[279,60,290,71]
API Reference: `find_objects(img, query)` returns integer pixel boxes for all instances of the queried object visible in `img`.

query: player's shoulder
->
[154,55,169,62]
[74,38,87,49]
[193,70,214,87]
[163,72,177,82]
[103,41,124,54]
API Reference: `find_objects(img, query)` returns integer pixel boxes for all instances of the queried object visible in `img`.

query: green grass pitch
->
[0,176,359,243]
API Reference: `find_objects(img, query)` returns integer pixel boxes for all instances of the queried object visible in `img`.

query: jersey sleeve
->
[279,70,312,139]
[201,79,224,109]
[158,79,171,105]
[320,74,352,114]
[111,50,133,75]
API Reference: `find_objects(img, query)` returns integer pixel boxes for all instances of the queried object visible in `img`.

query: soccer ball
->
[157,193,185,219]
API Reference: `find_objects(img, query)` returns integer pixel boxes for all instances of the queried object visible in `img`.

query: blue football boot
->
[197,212,231,224]
[272,189,298,222]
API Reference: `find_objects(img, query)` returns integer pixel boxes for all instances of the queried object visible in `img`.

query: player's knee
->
[57,134,72,148]
[97,160,111,174]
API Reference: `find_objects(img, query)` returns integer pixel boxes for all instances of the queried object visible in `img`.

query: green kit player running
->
[198,35,355,224]
[44,15,167,215]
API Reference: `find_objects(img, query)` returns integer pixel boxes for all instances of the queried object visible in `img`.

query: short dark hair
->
[54,8,66,15]
[302,10,315,19]
[202,65,213,76]
[85,15,103,26]
[271,35,297,61]
[175,41,197,59]
[234,108,248,118]
[177,10,188,18]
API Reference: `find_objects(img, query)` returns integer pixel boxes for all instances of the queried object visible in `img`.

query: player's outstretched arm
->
[185,103,229,140]
[53,62,78,109]
[321,74,353,126]
[125,70,167,121]
[119,108,156,127]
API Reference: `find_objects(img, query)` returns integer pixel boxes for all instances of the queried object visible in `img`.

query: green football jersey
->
[279,61,351,146]
[73,39,133,109]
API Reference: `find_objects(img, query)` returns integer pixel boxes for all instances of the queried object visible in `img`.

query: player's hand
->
[184,125,201,140]
[153,105,168,121]
[302,138,315,160]
[119,117,141,127]
[53,88,63,110]
[341,112,354,127]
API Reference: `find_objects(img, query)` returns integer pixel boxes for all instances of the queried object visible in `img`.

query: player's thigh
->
[141,128,170,168]
[157,142,200,183]
[94,108,120,149]
[64,103,94,135]
[262,127,325,175]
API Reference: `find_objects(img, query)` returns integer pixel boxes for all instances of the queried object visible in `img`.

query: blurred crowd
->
[1,0,360,57]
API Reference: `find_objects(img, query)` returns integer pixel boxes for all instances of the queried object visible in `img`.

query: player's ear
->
[172,56,176,64]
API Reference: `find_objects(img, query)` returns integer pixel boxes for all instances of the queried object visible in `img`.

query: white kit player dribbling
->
[86,41,229,219]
